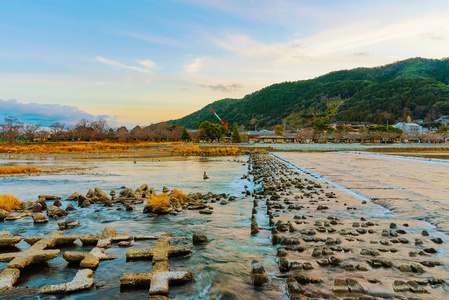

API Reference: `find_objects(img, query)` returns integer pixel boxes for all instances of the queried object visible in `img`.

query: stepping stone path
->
[248,152,449,299]
[120,236,193,296]
[0,231,78,290]
[62,227,130,268]
[79,226,132,248]
[42,227,131,294]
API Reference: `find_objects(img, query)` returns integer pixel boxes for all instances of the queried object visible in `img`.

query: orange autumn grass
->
[171,146,247,156]
[0,194,23,211]
[0,166,41,175]
[0,141,181,154]
[146,189,187,210]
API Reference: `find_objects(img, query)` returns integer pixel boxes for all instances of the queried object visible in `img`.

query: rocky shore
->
[248,152,448,299]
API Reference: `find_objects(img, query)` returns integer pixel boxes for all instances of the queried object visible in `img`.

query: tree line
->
[0,117,243,143]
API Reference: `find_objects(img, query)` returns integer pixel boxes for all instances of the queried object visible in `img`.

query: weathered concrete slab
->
[41,269,94,294]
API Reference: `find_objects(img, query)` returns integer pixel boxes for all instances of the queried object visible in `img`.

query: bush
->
[0,194,23,211]
[171,189,186,204]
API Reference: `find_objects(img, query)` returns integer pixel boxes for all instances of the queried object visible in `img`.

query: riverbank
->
[250,152,448,299]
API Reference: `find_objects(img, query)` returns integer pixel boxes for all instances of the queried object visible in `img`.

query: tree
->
[181,127,190,142]
[22,124,40,142]
[130,126,144,140]
[116,126,129,140]
[199,121,224,142]
[231,123,241,143]
[50,122,67,141]
[0,117,22,142]
[274,125,285,136]
[170,125,183,141]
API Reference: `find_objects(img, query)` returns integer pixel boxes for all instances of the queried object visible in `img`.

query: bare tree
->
[170,126,183,141]
[22,124,40,142]
[116,126,129,140]
[50,122,67,141]
[0,117,23,142]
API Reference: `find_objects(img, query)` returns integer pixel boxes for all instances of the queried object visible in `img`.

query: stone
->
[80,227,132,248]
[251,260,268,286]
[36,198,47,209]
[38,195,61,201]
[286,277,304,297]
[118,241,132,247]
[333,279,349,292]
[33,212,49,224]
[32,203,43,213]
[0,268,20,290]
[0,232,22,248]
[393,280,410,292]
[407,280,427,293]
[63,247,117,268]
[0,231,78,289]
[93,188,112,206]
[347,278,365,293]
[41,269,95,294]
[66,192,80,201]
[192,233,208,244]
[46,205,68,219]
[53,200,62,207]
[121,238,193,295]
[251,219,259,235]
[66,204,77,211]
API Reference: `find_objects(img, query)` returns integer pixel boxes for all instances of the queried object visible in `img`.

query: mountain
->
[171,57,449,129]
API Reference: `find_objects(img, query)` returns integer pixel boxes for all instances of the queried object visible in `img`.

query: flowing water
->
[0,156,286,299]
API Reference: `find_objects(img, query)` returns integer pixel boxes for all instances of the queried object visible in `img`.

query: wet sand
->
[277,151,449,234]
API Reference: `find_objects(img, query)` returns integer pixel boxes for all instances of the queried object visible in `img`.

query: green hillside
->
[171,57,449,129]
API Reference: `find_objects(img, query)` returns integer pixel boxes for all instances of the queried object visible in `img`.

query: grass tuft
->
[0,194,23,211]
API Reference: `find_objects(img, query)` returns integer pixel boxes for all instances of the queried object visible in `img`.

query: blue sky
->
[1,0,449,127]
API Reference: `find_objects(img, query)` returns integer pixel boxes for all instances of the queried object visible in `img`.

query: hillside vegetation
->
[171,57,449,129]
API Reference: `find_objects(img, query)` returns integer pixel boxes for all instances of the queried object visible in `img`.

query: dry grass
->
[0,194,23,211]
[171,146,247,156]
[170,189,187,204]
[146,193,171,210]
[0,141,175,154]
[0,166,41,174]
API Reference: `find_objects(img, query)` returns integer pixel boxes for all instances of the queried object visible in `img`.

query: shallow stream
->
[0,156,286,299]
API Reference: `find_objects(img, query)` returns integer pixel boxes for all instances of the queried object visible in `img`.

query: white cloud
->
[96,56,152,73]
[184,58,204,73]
[139,59,156,69]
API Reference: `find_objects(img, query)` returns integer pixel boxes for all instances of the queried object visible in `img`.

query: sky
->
[1,0,449,128]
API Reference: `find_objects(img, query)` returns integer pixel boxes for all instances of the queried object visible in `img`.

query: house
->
[435,116,449,126]
[393,122,422,135]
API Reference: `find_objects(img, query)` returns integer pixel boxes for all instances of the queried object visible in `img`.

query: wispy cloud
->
[184,58,204,73]
[96,56,154,73]
[119,31,183,47]
[199,83,243,92]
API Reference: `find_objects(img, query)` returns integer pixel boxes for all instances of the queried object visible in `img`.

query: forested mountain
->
[171,57,449,129]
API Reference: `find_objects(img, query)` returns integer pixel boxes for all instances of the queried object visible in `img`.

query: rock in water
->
[251,219,260,235]
[46,205,68,219]
[251,260,268,286]
[192,233,208,244]
[33,212,49,224]
[66,192,79,201]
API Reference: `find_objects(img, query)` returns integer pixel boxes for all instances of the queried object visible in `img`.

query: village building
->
[393,122,423,135]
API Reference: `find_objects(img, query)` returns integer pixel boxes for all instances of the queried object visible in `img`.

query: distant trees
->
[181,127,190,142]
[231,123,241,143]
[274,125,285,136]
[0,117,22,142]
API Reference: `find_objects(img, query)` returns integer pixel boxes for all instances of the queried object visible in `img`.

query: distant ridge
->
[170,57,449,129]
